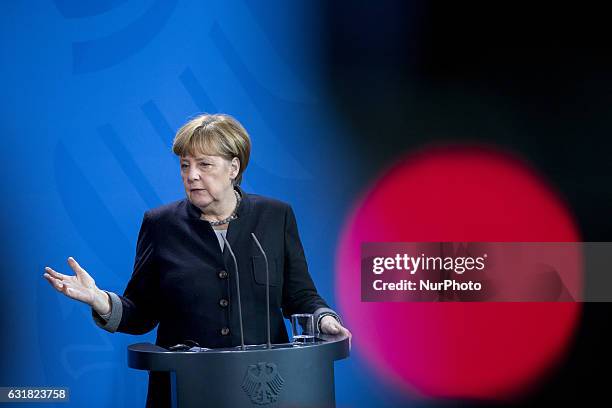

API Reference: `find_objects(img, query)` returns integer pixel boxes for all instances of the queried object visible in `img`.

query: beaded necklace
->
[208,190,241,226]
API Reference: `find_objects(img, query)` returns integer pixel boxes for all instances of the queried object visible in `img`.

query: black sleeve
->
[116,211,161,334]
[281,205,330,318]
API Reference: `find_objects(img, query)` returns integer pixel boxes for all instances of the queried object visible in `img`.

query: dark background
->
[322,1,612,405]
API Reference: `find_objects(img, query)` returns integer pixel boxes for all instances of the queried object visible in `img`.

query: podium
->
[128,334,350,408]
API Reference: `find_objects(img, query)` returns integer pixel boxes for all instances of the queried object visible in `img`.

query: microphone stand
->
[251,233,271,349]
[222,234,245,350]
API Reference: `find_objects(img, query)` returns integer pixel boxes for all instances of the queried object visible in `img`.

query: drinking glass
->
[291,314,315,343]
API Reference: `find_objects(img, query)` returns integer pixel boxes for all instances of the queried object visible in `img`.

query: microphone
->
[221,234,245,350]
[251,233,271,349]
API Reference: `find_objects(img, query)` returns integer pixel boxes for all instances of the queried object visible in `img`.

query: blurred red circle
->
[336,146,581,400]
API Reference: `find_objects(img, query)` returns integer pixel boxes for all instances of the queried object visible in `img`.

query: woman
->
[43,113,351,407]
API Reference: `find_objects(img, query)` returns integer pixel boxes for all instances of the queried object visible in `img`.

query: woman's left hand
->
[320,315,352,350]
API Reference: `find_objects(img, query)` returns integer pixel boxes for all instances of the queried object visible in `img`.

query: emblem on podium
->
[242,362,284,405]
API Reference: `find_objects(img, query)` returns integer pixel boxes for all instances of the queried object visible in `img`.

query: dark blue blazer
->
[108,187,334,406]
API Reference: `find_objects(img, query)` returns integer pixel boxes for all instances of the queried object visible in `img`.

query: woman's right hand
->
[43,257,111,315]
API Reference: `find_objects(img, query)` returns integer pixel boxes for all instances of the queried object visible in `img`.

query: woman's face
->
[180,153,239,209]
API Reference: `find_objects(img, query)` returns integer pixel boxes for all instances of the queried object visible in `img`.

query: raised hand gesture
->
[43,257,110,315]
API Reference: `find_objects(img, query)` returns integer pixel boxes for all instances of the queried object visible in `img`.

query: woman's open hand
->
[43,257,110,315]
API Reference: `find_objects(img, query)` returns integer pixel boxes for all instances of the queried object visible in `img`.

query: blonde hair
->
[172,113,251,185]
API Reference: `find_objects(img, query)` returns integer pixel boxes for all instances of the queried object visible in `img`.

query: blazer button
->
[218,270,228,279]
[221,327,230,336]
[219,299,229,307]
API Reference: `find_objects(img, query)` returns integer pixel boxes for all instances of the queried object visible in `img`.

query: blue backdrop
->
[0,1,411,407]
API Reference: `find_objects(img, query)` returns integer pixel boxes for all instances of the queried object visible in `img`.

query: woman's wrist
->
[91,287,111,315]
[316,312,341,332]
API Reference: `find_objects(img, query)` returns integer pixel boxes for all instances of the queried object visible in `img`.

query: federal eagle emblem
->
[241,362,284,405]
